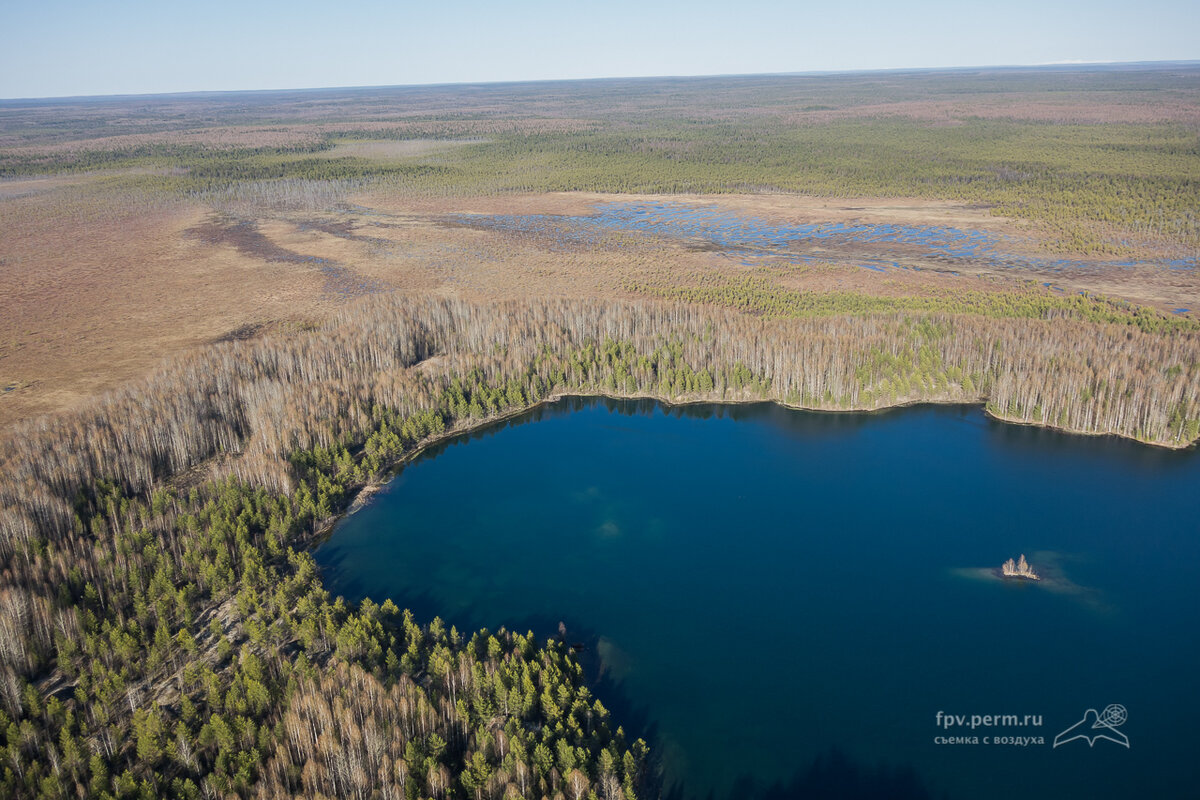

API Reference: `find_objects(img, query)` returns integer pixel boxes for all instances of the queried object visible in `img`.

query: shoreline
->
[312,389,1197,542]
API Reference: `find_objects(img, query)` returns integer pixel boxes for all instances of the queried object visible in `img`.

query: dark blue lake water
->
[315,398,1200,800]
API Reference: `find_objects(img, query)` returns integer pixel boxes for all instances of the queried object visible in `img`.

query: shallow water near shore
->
[315,398,1200,800]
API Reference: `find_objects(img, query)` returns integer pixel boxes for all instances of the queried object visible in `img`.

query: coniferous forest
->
[1,64,1199,800]
[1,295,1198,797]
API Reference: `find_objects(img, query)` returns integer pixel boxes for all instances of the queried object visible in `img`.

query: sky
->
[2,0,1198,99]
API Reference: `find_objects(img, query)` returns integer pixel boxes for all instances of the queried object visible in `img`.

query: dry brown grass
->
[3,178,1197,429]
[0,190,328,425]
[0,175,91,199]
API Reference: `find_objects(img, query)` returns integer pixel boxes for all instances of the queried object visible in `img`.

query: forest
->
[3,67,1199,255]
[1,66,1199,799]
[0,295,1198,797]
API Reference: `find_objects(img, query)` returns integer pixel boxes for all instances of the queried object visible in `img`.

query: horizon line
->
[3,58,1199,104]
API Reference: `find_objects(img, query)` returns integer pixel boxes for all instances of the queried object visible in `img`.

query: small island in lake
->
[1001,554,1040,580]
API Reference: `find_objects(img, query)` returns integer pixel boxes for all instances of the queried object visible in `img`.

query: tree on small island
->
[1002,553,1040,580]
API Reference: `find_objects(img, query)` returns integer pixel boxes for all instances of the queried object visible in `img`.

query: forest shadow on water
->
[701,749,945,800]
[710,753,945,800]
[342,590,948,800]
[313,556,667,771]
[408,394,898,457]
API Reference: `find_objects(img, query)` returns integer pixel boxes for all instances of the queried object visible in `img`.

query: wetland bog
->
[2,65,1200,800]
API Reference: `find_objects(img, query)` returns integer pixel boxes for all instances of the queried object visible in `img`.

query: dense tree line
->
[631,278,1200,335]
[0,304,663,798]
[418,119,1199,253]
[0,142,331,179]
[0,295,1197,798]
[4,73,1197,254]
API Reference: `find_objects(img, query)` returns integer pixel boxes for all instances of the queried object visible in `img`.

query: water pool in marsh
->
[446,200,1197,281]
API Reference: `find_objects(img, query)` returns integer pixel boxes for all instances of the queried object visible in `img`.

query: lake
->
[314,398,1200,800]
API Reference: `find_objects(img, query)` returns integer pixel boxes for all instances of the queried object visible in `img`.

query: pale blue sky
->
[2,0,1197,98]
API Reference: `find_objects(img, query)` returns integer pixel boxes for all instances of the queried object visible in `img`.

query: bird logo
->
[1053,704,1129,749]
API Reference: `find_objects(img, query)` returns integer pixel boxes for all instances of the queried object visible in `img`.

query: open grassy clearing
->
[1,66,1198,427]
[3,185,1196,426]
